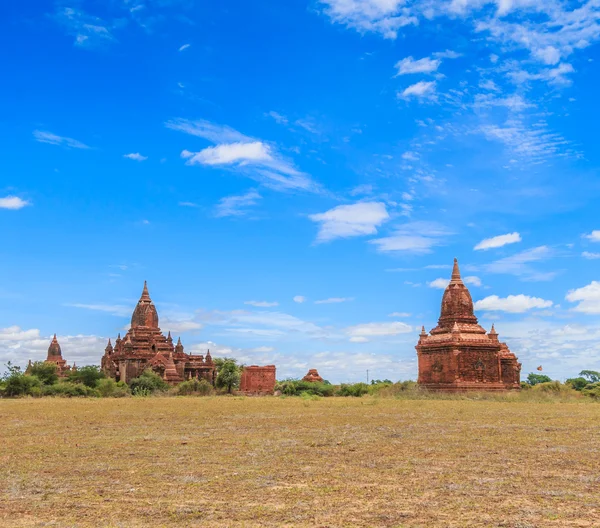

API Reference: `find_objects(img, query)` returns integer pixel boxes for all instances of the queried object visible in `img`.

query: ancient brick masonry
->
[34,334,73,376]
[239,365,276,395]
[416,259,521,392]
[302,369,323,383]
[101,282,215,384]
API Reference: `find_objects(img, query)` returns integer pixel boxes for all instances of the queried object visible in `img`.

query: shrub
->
[526,373,553,386]
[582,382,600,400]
[1,363,43,397]
[371,380,419,397]
[97,378,130,397]
[129,369,169,395]
[176,378,214,396]
[276,379,335,397]
[67,365,105,388]
[566,377,589,391]
[42,382,99,397]
[337,383,369,397]
[28,362,59,386]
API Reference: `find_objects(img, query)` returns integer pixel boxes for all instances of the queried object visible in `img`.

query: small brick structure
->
[302,369,323,383]
[239,365,276,395]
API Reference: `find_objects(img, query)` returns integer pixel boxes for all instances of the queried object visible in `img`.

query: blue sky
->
[2,0,600,383]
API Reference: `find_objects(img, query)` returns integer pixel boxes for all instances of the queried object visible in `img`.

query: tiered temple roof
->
[416,259,521,392]
[101,282,215,384]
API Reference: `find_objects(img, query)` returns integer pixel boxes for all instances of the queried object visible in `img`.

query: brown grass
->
[1,396,599,527]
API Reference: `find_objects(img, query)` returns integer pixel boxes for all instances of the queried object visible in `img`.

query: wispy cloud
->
[293,296,306,303]
[474,232,522,251]
[178,43,191,51]
[54,7,115,48]
[315,297,354,304]
[583,230,600,242]
[267,111,289,125]
[398,81,436,101]
[215,190,261,218]
[345,321,413,343]
[244,300,279,308]
[484,246,556,281]
[33,130,90,149]
[123,153,148,161]
[394,56,440,75]
[309,202,389,242]
[168,118,318,192]
[370,221,452,254]
[0,196,30,210]
[66,303,131,317]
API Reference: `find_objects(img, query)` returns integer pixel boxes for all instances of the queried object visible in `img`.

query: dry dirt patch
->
[1,397,599,527]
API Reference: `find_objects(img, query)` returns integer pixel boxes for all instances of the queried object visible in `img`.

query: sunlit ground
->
[1,397,599,527]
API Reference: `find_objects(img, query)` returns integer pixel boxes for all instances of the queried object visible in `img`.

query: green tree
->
[215,359,241,394]
[526,373,552,386]
[566,377,589,391]
[28,361,59,386]
[1,363,42,397]
[579,370,600,383]
[67,365,105,388]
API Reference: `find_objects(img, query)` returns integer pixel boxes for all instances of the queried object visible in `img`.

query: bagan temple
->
[100,282,216,384]
[37,334,74,376]
[416,259,521,392]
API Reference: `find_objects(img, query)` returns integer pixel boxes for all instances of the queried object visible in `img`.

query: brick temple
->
[35,334,74,376]
[302,369,323,383]
[101,282,215,384]
[239,365,276,395]
[416,259,521,392]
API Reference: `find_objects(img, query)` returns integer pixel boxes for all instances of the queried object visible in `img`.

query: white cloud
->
[160,319,203,333]
[318,0,417,39]
[215,190,261,218]
[370,221,452,254]
[534,46,561,65]
[267,111,288,125]
[402,151,419,161]
[315,297,354,304]
[394,56,440,75]
[388,312,411,317]
[583,230,600,242]
[474,232,522,250]
[293,296,307,303]
[168,119,317,192]
[428,278,449,289]
[582,251,600,259]
[399,81,436,100]
[309,201,389,242]
[123,153,148,161]
[183,142,272,166]
[566,282,600,314]
[67,303,131,317]
[464,276,482,287]
[484,246,555,281]
[345,321,413,342]
[179,43,190,52]
[33,130,90,149]
[474,294,553,313]
[179,201,198,208]
[244,301,279,307]
[54,7,114,48]
[0,196,30,210]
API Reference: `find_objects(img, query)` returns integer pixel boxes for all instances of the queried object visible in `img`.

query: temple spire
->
[450,258,462,283]
[140,280,151,301]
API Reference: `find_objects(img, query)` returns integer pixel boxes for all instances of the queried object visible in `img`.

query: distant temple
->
[416,259,521,392]
[101,282,215,384]
[37,334,73,376]
[302,369,323,383]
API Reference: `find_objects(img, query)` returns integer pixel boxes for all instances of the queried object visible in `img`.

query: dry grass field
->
[1,396,599,528]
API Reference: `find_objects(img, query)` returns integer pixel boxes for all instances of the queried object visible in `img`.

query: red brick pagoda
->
[239,365,276,395]
[101,282,215,385]
[302,369,324,383]
[416,259,521,392]
[43,334,73,376]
